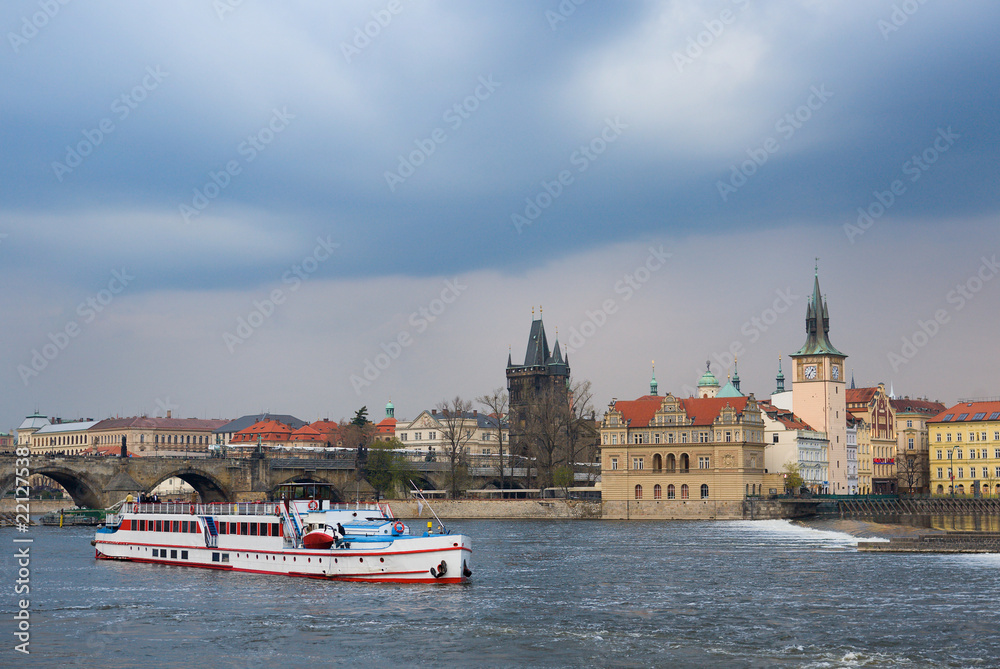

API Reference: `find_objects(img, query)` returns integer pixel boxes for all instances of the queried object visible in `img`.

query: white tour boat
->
[93,499,472,584]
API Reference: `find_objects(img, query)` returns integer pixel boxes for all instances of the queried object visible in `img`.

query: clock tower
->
[789,266,848,493]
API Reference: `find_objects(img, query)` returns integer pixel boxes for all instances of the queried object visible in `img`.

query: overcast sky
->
[3,0,998,432]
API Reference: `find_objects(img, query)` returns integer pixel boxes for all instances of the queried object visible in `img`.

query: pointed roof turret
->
[717,373,744,398]
[522,311,551,367]
[385,400,394,419]
[650,360,658,396]
[850,369,856,389]
[732,356,741,392]
[792,266,845,357]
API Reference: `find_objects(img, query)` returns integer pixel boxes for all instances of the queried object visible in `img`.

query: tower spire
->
[775,354,785,394]
[732,356,741,392]
[650,360,658,396]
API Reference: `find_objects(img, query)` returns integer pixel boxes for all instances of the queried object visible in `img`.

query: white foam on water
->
[730,519,888,547]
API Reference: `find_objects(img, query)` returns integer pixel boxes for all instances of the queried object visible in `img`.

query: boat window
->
[155,520,162,532]
[240,522,248,535]
[181,551,189,560]
[250,523,258,536]
[139,520,146,531]
[221,554,230,563]
[170,550,177,559]
[218,523,227,535]
[172,521,179,533]
[212,552,220,562]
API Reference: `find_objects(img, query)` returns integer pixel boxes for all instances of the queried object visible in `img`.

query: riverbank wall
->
[859,532,1000,553]
[2,499,71,514]
[392,499,602,520]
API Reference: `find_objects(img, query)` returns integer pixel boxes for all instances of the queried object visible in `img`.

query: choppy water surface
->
[4,518,999,668]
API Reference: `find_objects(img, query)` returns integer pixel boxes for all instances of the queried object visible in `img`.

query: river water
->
[4,518,999,668]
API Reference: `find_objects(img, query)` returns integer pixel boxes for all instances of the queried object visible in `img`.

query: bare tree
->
[522,383,571,490]
[436,396,475,499]
[896,454,921,495]
[477,388,509,492]
[563,379,598,483]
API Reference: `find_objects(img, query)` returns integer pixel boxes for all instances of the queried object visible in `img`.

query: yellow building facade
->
[600,388,782,519]
[928,401,1000,497]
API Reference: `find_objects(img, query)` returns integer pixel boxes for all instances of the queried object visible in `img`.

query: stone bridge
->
[1,454,515,509]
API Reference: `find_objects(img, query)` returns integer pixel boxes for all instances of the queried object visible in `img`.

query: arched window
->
[679,453,690,472]
[652,453,662,471]
[956,485,965,495]
[654,484,662,499]
[700,484,709,499]
[667,484,675,499]
[681,484,689,499]
[666,454,676,472]
[936,484,943,494]
[634,485,643,500]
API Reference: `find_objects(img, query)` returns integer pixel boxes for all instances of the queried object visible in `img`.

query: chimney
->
[432,409,436,415]
[473,410,477,416]
[167,410,172,418]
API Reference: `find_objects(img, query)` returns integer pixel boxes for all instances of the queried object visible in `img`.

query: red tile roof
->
[288,425,323,442]
[890,398,947,416]
[928,401,1000,424]
[611,395,753,428]
[231,419,293,443]
[846,388,877,406]
[90,416,229,430]
[758,400,815,431]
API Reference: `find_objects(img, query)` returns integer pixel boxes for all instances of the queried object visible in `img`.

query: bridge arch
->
[1,466,105,509]
[149,468,232,504]
[271,474,347,503]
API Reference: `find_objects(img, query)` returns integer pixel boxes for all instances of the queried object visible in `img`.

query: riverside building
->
[928,400,1000,497]
[600,371,781,519]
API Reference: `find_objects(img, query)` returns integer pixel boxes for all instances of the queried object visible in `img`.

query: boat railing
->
[122,502,388,516]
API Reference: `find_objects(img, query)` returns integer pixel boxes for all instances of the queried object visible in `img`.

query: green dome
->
[698,369,720,387]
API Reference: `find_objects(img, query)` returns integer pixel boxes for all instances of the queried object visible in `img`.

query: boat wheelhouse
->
[94,500,471,584]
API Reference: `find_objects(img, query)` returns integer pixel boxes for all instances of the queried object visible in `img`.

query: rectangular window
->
[996,466,1000,478]
[937,450,943,460]
[982,433,988,442]
[221,554,230,563]
[906,420,913,428]
[908,438,914,449]
[240,522,248,535]
[170,549,177,559]
[936,433,941,442]
[218,522,226,535]
[633,458,643,470]
[958,468,964,478]
[181,551,188,560]
[957,433,963,442]
[682,433,688,443]
[140,519,146,531]
[937,468,943,479]
[250,523,258,536]
[970,450,977,459]
[995,449,1000,459]
[212,552,220,562]
[973,413,986,421]
[958,413,969,421]
[611,458,618,471]
[155,520,162,532]
[229,522,236,534]
[429,431,436,440]
[271,523,280,537]
[957,449,963,459]
[172,521,179,533]
[415,432,422,440]
[654,433,661,444]
[698,456,710,469]
[668,433,674,444]
[725,431,731,443]
[611,434,618,445]
[401,433,407,441]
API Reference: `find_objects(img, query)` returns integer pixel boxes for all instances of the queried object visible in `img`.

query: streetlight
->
[948,449,954,498]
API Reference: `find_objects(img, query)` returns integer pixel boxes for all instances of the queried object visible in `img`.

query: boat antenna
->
[409,480,447,534]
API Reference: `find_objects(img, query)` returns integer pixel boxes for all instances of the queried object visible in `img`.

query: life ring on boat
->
[274,504,282,515]
[189,505,195,515]
[308,500,319,511]
[393,521,404,534]
[132,503,138,513]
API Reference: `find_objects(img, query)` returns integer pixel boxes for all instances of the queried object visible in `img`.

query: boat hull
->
[94,505,471,584]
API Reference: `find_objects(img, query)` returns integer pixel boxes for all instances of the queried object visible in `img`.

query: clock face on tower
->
[832,365,840,380]
[803,364,817,380]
